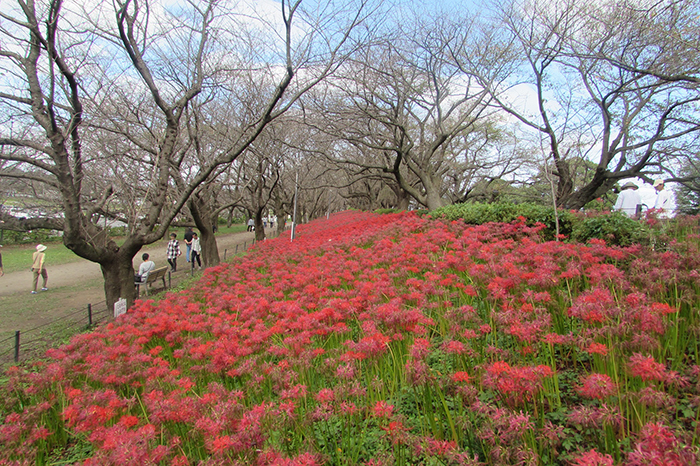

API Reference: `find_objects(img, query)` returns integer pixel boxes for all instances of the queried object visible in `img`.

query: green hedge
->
[0,229,62,245]
[570,211,648,246]
[431,202,649,246]
[431,202,575,240]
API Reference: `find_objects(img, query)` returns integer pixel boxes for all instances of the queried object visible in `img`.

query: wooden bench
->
[135,266,169,297]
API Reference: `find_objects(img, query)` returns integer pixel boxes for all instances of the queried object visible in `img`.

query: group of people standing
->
[613,178,674,218]
[166,228,202,273]
[246,216,277,231]
[136,228,203,284]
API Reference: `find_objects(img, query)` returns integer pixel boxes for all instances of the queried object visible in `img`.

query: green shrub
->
[0,229,62,245]
[374,208,403,215]
[570,211,649,247]
[432,202,653,246]
[431,202,575,240]
[107,226,127,237]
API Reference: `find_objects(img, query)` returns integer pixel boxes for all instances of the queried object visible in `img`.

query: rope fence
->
[0,300,111,367]
[1,228,291,368]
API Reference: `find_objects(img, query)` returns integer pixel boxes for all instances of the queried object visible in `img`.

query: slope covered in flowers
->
[2,210,699,465]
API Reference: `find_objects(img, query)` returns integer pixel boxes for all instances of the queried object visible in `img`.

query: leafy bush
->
[107,226,127,237]
[0,229,62,245]
[571,211,649,247]
[1,226,128,245]
[432,202,575,240]
[432,202,656,247]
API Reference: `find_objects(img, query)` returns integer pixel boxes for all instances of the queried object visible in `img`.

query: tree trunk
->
[391,184,411,210]
[100,254,138,311]
[189,195,221,268]
[254,208,266,242]
[424,188,446,211]
[561,175,618,210]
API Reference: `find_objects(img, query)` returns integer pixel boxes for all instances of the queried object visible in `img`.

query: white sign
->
[114,298,127,318]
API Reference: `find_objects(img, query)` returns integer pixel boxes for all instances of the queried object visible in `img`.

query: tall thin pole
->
[291,172,299,241]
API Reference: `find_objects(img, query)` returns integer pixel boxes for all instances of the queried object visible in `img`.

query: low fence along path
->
[0,229,270,366]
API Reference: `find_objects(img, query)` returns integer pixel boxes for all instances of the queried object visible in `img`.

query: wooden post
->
[88,303,92,326]
[14,331,20,363]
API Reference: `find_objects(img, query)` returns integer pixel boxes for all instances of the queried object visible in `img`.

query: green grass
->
[1,242,82,274]
[214,224,248,235]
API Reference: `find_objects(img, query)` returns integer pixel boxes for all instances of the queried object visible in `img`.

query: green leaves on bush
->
[431,202,650,246]
[431,202,575,241]
[570,212,648,247]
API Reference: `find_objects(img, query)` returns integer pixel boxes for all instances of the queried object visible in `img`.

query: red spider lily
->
[381,420,410,445]
[571,449,614,466]
[627,422,697,466]
[451,371,471,384]
[584,342,609,356]
[2,210,699,464]
[576,373,617,400]
[371,400,394,419]
[482,361,554,405]
[628,354,668,382]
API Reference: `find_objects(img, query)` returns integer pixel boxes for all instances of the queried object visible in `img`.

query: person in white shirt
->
[190,233,202,270]
[136,253,156,283]
[613,182,642,217]
[653,179,674,218]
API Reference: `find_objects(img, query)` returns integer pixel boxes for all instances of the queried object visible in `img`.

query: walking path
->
[0,230,262,341]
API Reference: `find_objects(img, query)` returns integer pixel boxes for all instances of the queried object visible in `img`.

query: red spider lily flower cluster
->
[1,210,699,465]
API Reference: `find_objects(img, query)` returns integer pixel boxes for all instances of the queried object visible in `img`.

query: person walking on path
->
[183,227,194,262]
[166,233,181,272]
[247,218,254,232]
[190,233,202,270]
[613,181,642,217]
[31,244,48,294]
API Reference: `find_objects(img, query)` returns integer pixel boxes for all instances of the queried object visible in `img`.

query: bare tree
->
[0,0,376,309]
[304,13,518,210]
[477,0,700,209]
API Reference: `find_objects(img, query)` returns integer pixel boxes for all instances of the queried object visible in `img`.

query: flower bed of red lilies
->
[2,210,699,465]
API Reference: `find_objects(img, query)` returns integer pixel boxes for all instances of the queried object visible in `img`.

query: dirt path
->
[0,230,264,344]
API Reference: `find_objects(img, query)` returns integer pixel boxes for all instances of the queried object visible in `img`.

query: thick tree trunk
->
[424,189,446,211]
[392,184,411,210]
[561,176,618,210]
[189,196,221,268]
[254,208,266,242]
[100,254,138,311]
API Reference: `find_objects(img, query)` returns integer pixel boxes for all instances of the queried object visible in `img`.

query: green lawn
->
[1,243,79,274]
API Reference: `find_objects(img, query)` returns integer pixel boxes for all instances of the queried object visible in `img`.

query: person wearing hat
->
[31,244,49,294]
[613,181,642,217]
[653,179,674,218]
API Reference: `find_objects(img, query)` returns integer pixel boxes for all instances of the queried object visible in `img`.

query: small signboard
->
[114,298,127,319]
